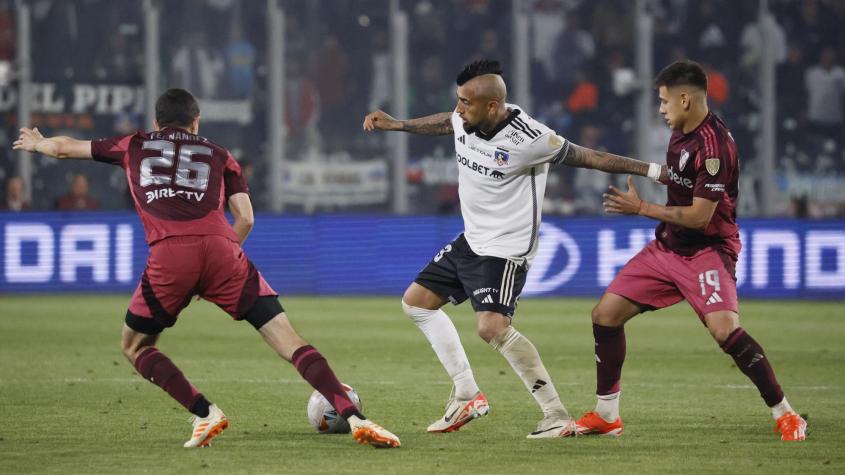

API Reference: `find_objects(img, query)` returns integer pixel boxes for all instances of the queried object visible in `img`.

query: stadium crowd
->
[1,0,844,216]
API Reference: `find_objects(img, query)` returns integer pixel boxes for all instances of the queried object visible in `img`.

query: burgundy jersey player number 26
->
[13,88,401,449]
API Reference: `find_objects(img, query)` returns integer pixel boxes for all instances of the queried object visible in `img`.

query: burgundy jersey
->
[657,112,741,258]
[91,127,248,244]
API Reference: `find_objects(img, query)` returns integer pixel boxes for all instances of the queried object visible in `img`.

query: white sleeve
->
[519,131,571,167]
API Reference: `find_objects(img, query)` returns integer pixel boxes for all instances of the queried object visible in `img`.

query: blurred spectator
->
[224,23,256,98]
[686,0,733,65]
[313,35,350,150]
[171,31,224,99]
[239,159,255,184]
[113,112,140,136]
[284,57,320,157]
[789,193,809,219]
[410,56,453,156]
[409,2,449,59]
[739,10,787,73]
[531,0,567,83]
[436,182,460,215]
[466,29,500,65]
[368,30,392,112]
[553,9,595,93]
[0,0,13,62]
[55,173,99,211]
[778,43,807,122]
[412,56,452,117]
[778,42,807,148]
[1,176,31,211]
[566,71,598,115]
[804,47,845,141]
[783,0,839,57]
[704,64,730,108]
[591,0,633,55]
[94,28,143,82]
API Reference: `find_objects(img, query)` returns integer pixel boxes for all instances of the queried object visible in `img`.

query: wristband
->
[647,162,661,182]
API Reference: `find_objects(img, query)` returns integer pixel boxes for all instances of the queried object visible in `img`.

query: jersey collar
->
[474,108,520,141]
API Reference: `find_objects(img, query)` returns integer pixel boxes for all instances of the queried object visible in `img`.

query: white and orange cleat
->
[427,390,490,433]
[574,411,623,437]
[184,404,229,448]
[349,415,401,448]
[775,412,807,441]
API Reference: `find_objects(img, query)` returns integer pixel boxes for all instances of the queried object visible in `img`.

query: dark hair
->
[654,60,708,91]
[456,59,503,86]
[155,88,200,127]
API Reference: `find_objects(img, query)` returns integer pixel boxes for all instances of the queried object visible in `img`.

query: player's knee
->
[591,303,613,325]
[704,311,740,344]
[402,300,438,325]
[477,325,499,343]
[709,327,732,344]
[707,320,738,344]
[120,338,148,363]
[401,286,417,307]
[476,318,505,343]
[401,299,416,318]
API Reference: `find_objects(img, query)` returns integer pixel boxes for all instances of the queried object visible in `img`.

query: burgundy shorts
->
[606,239,738,322]
[128,235,277,327]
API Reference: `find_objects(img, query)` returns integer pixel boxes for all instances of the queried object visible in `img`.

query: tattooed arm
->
[561,142,668,183]
[363,110,454,136]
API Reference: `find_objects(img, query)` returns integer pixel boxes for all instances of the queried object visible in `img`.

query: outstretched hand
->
[603,176,644,215]
[362,110,401,132]
[12,127,44,152]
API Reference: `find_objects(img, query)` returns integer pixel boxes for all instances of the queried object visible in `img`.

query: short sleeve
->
[91,134,133,167]
[520,132,570,167]
[693,148,731,201]
[223,153,249,198]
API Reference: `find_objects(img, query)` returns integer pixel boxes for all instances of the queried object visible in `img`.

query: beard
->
[462,122,479,134]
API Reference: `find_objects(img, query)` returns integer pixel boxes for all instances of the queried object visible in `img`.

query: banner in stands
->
[1,213,843,299]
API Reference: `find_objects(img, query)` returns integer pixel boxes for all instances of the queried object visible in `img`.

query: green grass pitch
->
[1,295,843,474]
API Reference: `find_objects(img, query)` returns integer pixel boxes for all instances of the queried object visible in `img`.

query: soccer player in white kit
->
[364,60,665,438]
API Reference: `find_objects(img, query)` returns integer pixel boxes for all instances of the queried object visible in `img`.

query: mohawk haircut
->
[654,60,708,92]
[456,59,504,86]
[155,88,200,128]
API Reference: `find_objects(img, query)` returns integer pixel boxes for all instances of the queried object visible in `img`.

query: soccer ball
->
[306,383,362,434]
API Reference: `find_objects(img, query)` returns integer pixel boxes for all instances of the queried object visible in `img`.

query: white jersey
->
[451,104,569,264]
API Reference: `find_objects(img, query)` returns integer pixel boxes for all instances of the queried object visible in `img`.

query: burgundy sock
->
[134,347,205,415]
[720,328,784,406]
[292,345,362,419]
[593,323,626,395]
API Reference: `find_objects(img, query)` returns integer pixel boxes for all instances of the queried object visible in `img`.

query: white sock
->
[402,301,480,400]
[770,397,794,420]
[595,392,620,422]
[489,326,569,418]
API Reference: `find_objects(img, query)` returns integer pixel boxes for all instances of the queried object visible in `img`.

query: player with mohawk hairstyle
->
[365,59,667,438]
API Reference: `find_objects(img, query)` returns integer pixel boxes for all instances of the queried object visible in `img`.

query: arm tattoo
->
[561,143,650,176]
[399,112,454,136]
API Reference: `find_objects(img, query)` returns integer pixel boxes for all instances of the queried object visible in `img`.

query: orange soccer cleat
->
[184,404,229,448]
[427,389,490,433]
[348,415,401,448]
[775,412,807,441]
[574,411,624,437]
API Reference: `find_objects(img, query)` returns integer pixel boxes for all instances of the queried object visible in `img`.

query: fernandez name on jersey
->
[451,104,569,265]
